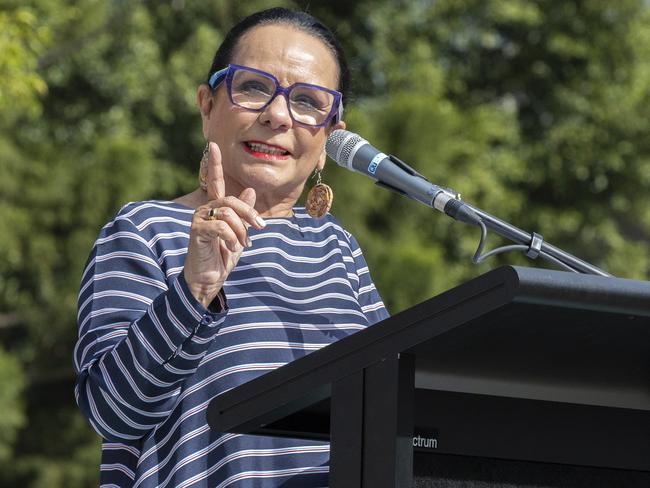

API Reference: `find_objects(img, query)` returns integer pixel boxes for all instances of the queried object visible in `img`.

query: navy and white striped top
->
[74,201,388,487]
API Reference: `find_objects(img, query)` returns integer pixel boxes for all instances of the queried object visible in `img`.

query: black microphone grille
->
[326,129,364,168]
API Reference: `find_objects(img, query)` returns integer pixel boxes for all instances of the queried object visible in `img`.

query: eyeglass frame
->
[208,64,344,128]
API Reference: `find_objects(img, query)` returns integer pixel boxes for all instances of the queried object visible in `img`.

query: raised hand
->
[183,142,265,308]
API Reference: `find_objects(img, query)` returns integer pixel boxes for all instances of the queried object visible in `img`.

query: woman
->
[74,7,388,487]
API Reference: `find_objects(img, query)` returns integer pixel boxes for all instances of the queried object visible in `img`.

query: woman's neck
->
[173,188,296,218]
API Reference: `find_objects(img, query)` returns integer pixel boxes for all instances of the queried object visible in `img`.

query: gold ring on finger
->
[206,207,219,220]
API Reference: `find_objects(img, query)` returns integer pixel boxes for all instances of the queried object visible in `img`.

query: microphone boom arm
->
[440,192,611,277]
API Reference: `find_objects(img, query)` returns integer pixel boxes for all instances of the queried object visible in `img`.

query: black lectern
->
[208,266,650,487]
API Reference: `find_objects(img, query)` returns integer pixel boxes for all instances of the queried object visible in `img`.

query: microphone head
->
[326,129,365,170]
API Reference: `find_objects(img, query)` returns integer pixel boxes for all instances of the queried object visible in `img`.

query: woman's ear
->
[316,148,327,172]
[196,85,213,138]
[330,119,346,133]
[319,119,346,170]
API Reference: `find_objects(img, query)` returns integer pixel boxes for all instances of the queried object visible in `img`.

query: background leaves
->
[2,0,650,485]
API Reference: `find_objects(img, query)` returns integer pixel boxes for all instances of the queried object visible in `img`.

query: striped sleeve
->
[74,212,227,442]
[348,234,390,325]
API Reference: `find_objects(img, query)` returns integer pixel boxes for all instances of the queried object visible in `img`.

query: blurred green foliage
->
[2,0,650,485]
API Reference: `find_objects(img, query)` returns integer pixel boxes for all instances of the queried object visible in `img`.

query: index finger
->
[206,141,225,200]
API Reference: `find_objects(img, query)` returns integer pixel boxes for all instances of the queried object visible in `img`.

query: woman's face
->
[198,24,345,204]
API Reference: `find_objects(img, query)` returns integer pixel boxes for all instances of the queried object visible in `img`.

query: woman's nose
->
[258,94,293,130]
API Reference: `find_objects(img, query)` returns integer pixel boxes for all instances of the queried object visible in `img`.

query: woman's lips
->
[242,141,291,160]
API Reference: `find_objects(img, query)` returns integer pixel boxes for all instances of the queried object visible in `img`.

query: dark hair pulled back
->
[206,7,351,105]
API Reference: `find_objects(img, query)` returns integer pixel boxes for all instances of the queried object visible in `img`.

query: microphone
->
[326,129,481,225]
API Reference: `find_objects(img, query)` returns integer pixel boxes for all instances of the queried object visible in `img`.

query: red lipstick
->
[242,141,291,160]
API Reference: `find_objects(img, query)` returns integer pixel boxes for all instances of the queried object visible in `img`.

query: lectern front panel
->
[412,389,650,472]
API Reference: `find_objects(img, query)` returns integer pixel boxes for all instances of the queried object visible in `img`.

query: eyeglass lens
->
[230,68,334,126]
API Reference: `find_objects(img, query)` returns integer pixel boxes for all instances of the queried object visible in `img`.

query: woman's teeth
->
[246,142,288,155]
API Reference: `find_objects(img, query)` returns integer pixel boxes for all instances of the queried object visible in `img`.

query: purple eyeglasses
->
[208,64,343,128]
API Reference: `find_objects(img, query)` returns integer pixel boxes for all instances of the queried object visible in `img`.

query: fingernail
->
[255,216,266,228]
[246,237,253,247]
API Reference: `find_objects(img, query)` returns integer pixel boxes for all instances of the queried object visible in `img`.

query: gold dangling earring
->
[306,169,333,218]
[198,142,209,192]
